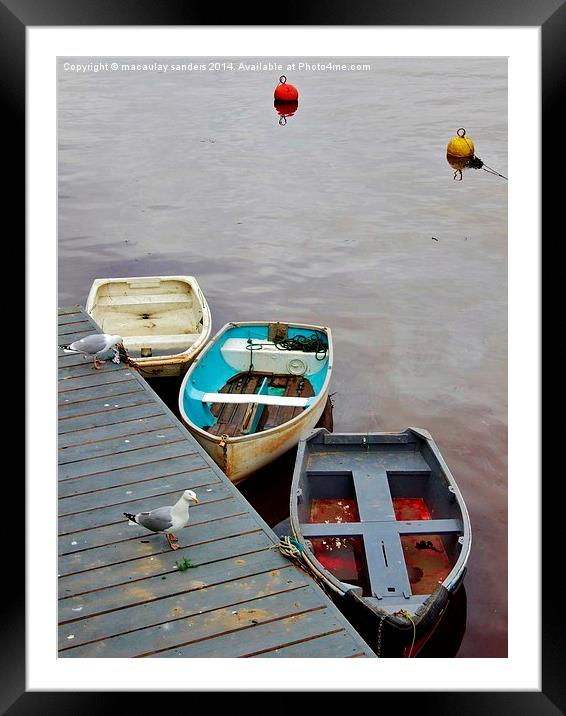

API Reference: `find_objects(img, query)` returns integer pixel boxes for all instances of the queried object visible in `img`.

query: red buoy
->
[274,75,299,102]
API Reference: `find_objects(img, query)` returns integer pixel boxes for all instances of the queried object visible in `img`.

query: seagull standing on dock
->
[123,489,200,550]
[59,333,123,369]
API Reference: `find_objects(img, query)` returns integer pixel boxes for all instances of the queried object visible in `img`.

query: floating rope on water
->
[450,154,508,181]
[477,159,508,180]
[466,154,508,180]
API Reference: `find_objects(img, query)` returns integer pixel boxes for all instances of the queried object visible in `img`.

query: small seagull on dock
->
[123,489,200,550]
[59,333,123,369]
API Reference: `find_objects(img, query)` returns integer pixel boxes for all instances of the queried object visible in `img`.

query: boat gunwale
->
[289,427,471,605]
[85,275,212,367]
[178,321,333,445]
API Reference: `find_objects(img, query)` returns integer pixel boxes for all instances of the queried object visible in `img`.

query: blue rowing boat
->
[178,321,333,483]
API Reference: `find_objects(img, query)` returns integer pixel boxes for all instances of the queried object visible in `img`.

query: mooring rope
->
[276,536,342,595]
[480,162,508,180]
[117,343,141,372]
[472,155,508,180]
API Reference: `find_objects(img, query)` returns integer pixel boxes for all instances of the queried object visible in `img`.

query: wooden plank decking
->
[58,307,376,658]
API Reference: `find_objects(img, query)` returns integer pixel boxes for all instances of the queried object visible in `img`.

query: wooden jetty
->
[58,307,375,658]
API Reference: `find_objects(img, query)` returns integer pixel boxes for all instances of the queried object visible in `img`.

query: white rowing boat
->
[85,275,211,377]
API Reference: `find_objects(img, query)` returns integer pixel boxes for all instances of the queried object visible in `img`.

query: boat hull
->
[133,352,204,379]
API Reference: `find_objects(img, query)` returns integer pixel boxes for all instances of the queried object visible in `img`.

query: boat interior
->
[88,278,205,358]
[182,323,330,438]
[295,431,466,614]
[207,371,315,437]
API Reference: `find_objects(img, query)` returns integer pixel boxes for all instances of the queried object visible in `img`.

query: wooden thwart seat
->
[206,371,315,438]
[202,393,310,407]
[124,333,201,352]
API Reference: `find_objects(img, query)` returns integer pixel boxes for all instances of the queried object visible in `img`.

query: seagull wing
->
[65,334,110,355]
[136,506,174,533]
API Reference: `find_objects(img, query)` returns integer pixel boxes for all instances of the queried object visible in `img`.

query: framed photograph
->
[12,0,553,709]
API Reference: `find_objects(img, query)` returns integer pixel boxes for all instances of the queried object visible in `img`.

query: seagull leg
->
[167,533,180,550]
[93,356,105,370]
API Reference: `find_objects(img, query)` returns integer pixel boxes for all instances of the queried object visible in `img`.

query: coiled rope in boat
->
[245,331,328,373]
[246,333,328,359]
[273,333,328,361]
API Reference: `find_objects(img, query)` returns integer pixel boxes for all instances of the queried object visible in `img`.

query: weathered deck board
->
[58,527,269,595]
[58,482,230,532]
[58,389,154,420]
[58,403,165,435]
[58,456,212,497]
[59,471,219,514]
[58,307,375,658]
[58,512,261,577]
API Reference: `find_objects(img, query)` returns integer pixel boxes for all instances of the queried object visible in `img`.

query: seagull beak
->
[192,496,200,504]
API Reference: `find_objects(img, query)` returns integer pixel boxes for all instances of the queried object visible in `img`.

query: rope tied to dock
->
[278,535,304,560]
[276,536,343,596]
[117,343,141,372]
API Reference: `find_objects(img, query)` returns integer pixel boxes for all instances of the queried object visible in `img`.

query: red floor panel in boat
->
[309,536,371,595]
[393,497,431,521]
[309,498,360,523]
[401,535,453,595]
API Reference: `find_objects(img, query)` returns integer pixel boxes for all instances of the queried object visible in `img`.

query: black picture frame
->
[10,0,555,711]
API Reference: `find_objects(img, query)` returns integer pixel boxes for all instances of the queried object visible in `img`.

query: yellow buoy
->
[446,128,475,158]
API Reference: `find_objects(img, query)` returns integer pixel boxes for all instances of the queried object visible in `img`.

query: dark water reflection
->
[59,57,507,657]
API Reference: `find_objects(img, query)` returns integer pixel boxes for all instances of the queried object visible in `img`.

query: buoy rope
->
[480,162,508,180]
[470,154,507,180]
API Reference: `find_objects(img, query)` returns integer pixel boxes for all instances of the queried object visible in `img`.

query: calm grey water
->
[58,57,507,658]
